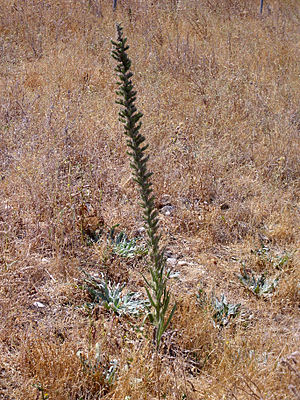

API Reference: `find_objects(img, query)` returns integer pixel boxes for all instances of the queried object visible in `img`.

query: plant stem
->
[111,23,176,349]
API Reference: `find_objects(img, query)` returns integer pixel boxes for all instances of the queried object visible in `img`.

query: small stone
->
[177,260,188,267]
[159,194,172,207]
[220,203,230,210]
[160,205,174,216]
[164,250,174,258]
[136,226,146,235]
[166,258,177,267]
[33,301,46,308]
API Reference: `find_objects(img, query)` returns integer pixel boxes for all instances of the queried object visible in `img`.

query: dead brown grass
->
[0,0,299,399]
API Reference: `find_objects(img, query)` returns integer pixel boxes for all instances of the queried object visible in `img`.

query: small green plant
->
[82,271,148,316]
[108,224,148,258]
[238,264,279,297]
[211,293,241,327]
[111,24,176,349]
[251,244,292,271]
[77,343,118,385]
[197,288,241,327]
[33,383,49,400]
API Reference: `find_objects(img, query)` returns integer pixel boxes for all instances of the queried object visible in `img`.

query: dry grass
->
[0,0,299,398]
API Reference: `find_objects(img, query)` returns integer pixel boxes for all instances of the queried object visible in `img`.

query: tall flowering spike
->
[111,24,176,349]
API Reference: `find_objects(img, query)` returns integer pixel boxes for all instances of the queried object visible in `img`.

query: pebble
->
[166,257,177,267]
[177,260,194,267]
[136,226,146,235]
[159,194,172,207]
[160,205,174,216]
[177,260,188,267]
[220,203,229,210]
[33,301,46,308]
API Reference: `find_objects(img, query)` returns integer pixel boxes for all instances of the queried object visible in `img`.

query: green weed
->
[82,270,148,316]
[238,263,279,297]
[108,224,148,258]
[197,289,241,327]
[251,244,292,271]
[77,342,118,385]
[111,24,176,349]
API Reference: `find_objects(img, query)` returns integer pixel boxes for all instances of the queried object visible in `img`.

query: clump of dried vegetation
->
[0,0,299,399]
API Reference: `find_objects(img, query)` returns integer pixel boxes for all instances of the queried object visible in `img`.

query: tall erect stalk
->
[111,24,176,349]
